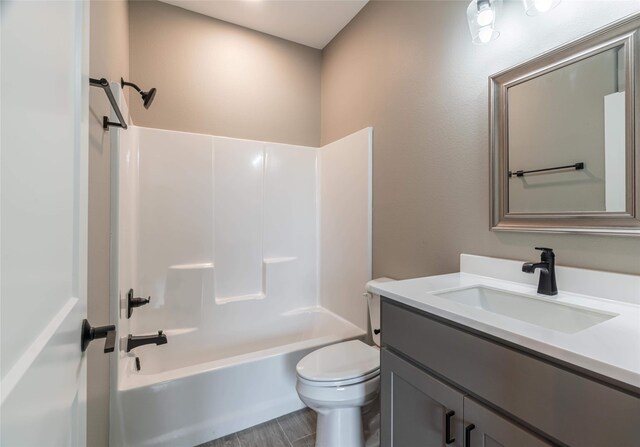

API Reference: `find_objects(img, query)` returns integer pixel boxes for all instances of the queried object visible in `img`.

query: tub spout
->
[126,330,167,353]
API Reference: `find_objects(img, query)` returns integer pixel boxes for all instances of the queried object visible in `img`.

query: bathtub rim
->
[118,311,366,391]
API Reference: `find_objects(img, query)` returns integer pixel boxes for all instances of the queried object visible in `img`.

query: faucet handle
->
[535,247,555,263]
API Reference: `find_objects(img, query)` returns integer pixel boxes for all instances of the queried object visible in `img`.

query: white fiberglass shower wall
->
[130,128,321,333]
[110,88,372,447]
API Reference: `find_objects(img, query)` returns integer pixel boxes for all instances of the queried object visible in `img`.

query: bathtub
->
[111,307,365,447]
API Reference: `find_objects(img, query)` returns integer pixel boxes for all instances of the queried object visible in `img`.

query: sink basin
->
[433,286,617,334]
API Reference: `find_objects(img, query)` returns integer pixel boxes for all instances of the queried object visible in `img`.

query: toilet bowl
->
[295,278,393,447]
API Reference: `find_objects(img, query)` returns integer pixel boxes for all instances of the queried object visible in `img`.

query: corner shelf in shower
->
[169,263,214,270]
[214,257,298,305]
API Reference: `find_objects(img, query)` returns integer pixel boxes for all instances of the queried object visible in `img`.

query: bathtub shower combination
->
[109,89,372,447]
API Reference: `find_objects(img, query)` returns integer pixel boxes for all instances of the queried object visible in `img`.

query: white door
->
[1,1,90,446]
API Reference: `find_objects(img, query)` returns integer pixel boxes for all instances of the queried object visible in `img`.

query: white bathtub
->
[111,308,364,447]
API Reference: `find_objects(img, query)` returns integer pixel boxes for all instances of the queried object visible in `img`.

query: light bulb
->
[523,0,560,15]
[534,0,553,13]
[478,26,494,43]
[477,8,494,26]
[467,0,502,44]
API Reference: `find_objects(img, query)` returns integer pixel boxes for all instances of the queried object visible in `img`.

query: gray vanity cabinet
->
[380,299,640,447]
[381,349,550,447]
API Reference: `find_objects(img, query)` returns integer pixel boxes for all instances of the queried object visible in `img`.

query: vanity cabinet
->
[382,349,551,447]
[380,299,640,447]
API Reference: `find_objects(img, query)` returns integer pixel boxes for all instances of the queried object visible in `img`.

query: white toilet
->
[295,278,393,447]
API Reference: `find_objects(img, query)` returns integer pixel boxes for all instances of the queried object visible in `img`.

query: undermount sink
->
[433,286,617,334]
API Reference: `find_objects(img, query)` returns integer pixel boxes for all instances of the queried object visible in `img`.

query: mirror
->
[490,14,640,235]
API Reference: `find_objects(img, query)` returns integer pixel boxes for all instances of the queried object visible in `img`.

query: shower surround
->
[109,90,372,447]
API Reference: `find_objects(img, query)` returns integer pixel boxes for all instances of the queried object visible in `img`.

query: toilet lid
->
[296,340,380,382]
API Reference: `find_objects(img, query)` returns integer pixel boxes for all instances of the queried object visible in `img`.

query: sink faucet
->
[522,247,558,296]
[126,330,167,353]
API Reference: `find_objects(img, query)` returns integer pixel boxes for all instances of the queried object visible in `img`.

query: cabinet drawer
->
[382,300,640,447]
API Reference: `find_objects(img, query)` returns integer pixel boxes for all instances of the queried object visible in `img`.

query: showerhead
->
[141,88,156,109]
[121,78,157,109]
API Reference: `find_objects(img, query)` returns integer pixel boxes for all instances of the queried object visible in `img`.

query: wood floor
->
[197,408,317,447]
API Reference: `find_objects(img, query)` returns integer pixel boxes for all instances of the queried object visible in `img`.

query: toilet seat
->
[296,340,380,387]
[297,368,380,387]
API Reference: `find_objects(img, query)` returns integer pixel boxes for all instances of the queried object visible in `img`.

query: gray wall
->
[88,1,130,446]
[128,0,321,147]
[321,0,640,277]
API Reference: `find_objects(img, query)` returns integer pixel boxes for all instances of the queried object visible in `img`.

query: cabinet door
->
[381,349,464,447]
[463,397,554,447]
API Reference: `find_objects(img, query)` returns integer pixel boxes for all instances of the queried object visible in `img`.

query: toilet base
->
[296,370,380,447]
[316,407,364,447]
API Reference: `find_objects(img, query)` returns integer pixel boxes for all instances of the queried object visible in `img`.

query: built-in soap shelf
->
[215,257,298,304]
[166,258,298,305]
[263,257,297,264]
[169,263,214,270]
[126,257,299,312]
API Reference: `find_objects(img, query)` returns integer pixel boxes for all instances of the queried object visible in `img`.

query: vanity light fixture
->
[467,0,502,44]
[522,0,561,16]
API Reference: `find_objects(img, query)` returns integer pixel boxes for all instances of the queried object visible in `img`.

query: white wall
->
[119,127,320,339]
[319,128,373,331]
[113,124,372,351]
[604,92,627,212]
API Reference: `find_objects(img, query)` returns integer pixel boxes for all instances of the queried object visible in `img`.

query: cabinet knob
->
[445,410,455,444]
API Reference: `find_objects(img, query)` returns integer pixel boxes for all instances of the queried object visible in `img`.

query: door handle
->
[465,424,476,447]
[81,319,116,353]
[445,410,455,444]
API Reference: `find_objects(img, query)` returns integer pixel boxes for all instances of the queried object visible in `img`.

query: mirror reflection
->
[507,46,626,214]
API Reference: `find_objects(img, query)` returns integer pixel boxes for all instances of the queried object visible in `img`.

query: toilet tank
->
[365,277,395,347]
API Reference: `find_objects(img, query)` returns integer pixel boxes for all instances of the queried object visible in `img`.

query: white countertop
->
[369,255,640,390]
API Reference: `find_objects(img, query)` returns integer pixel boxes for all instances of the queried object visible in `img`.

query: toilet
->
[295,278,393,447]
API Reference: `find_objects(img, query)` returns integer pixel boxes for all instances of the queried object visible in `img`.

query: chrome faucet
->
[126,330,167,353]
[522,247,558,296]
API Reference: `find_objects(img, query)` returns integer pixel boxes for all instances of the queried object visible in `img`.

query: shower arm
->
[89,77,128,131]
[121,78,143,93]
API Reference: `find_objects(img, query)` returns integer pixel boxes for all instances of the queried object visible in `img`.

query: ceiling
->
[159,0,369,49]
